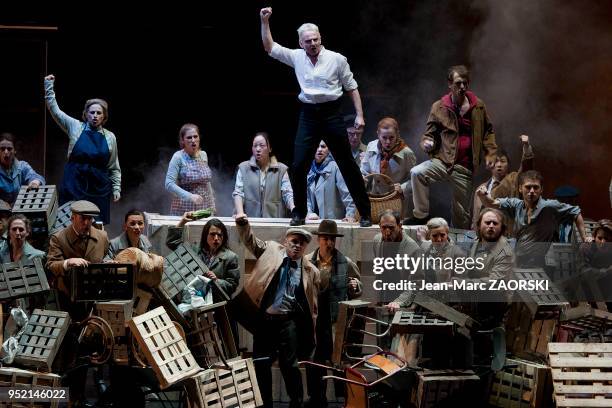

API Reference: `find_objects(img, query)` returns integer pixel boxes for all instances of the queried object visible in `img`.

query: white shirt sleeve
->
[269,42,297,68]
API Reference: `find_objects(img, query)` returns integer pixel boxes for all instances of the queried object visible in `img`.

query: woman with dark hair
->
[0,214,45,262]
[0,133,46,206]
[581,219,612,269]
[166,213,239,301]
[165,123,215,216]
[107,209,153,259]
[44,74,121,225]
[233,132,294,218]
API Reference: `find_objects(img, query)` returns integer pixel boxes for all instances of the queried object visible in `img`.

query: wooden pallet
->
[391,311,454,335]
[0,258,49,301]
[11,185,58,233]
[128,306,200,389]
[14,309,70,371]
[185,357,263,408]
[489,357,552,408]
[561,304,612,333]
[506,303,556,362]
[332,299,373,365]
[411,369,480,408]
[187,302,238,369]
[548,342,612,407]
[514,268,568,317]
[0,367,62,408]
[70,263,134,302]
[95,300,133,365]
[50,201,73,235]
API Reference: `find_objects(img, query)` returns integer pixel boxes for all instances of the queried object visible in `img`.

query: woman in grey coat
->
[306,141,356,222]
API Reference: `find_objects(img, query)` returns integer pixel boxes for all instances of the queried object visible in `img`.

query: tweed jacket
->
[46,225,110,296]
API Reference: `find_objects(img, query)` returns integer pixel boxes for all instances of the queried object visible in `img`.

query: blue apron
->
[60,126,112,224]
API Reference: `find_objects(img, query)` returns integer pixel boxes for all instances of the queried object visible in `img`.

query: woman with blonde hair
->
[44,74,121,224]
[165,123,215,216]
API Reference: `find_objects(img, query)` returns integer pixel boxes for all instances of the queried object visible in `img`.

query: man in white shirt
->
[260,7,372,227]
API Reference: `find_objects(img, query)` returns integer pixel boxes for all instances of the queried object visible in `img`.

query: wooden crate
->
[70,263,134,302]
[11,185,58,233]
[128,306,200,389]
[548,342,612,407]
[157,244,208,327]
[506,303,556,361]
[187,302,238,368]
[332,299,373,365]
[391,311,454,336]
[414,292,478,329]
[133,287,153,316]
[514,268,568,317]
[489,357,552,408]
[185,357,263,408]
[448,228,477,243]
[0,258,49,301]
[545,243,579,281]
[411,369,480,408]
[50,201,73,235]
[14,309,70,371]
[95,300,133,365]
[0,367,62,408]
[561,304,612,333]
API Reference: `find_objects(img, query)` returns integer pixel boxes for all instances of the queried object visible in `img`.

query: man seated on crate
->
[304,220,361,407]
[477,170,591,267]
[233,214,320,408]
[46,199,109,316]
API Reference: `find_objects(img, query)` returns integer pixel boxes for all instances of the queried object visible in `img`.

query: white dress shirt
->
[269,43,358,104]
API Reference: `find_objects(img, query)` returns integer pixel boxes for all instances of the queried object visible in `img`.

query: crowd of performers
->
[0,6,610,407]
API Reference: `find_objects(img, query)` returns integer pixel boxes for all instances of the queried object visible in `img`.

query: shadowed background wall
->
[0,1,610,235]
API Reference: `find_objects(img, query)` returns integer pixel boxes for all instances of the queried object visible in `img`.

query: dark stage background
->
[1,1,611,235]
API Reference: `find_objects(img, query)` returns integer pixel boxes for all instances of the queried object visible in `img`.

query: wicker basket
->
[364,173,402,222]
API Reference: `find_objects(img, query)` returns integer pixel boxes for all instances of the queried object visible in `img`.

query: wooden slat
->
[128,306,200,389]
[14,309,70,371]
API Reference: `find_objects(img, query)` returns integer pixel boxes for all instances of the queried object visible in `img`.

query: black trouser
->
[292,100,371,218]
[253,314,315,408]
[305,295,333,404]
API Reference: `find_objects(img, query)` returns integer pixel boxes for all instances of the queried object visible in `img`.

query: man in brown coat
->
[406,65,497,229]
[235,214,320,408]
[46,200,110,313]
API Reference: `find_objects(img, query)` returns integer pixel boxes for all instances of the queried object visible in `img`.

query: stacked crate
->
[11,185,58,248]
[94,300,133,365]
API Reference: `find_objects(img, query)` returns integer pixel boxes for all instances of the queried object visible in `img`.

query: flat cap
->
[285,227,312,243]
[71,200,100,217]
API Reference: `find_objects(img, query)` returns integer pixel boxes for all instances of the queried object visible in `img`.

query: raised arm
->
[476,185,501,209]
[43,75,81,140]
[260,7,274,53]
[235,215,267,259]
[346,89,365,129]
[517,134,534,173]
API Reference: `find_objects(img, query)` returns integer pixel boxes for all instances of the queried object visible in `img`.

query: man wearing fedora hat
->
[305,219,361,407]
[234,214,320,408]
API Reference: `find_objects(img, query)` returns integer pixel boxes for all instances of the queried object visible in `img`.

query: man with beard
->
[304,220,361,407]
[477,170,591,267]
[259,7,372,227]
[234,214,320,408]
[372,210,422,311]
[405,65,497,228]
[472,134,534,230]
